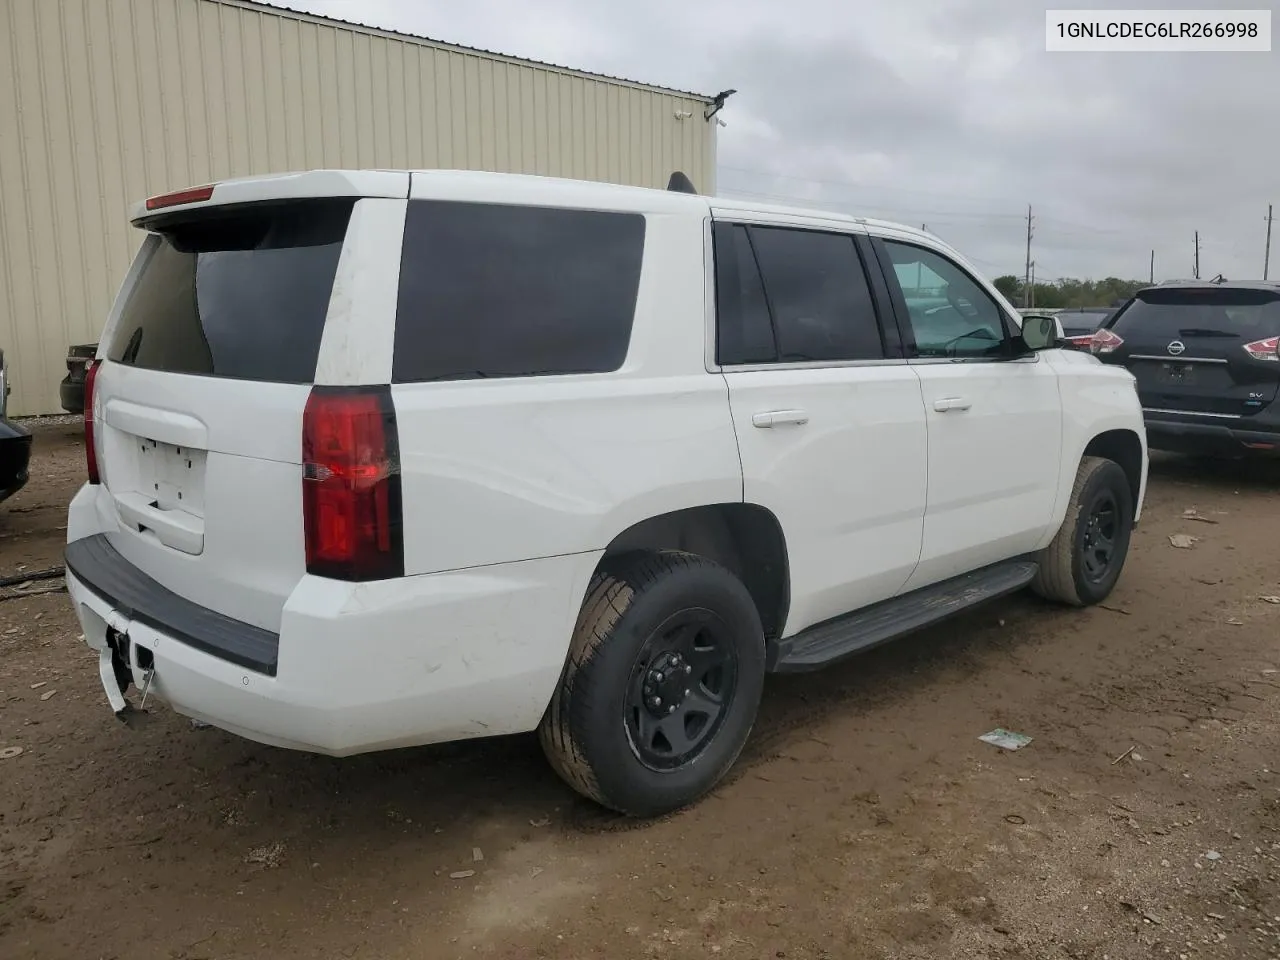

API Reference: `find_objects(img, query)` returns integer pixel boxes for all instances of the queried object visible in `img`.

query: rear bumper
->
[1144,408,1280,457]
[59,375,86,414]
[64,527,598,756]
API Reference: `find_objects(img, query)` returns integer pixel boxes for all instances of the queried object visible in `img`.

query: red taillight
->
[1243,336,1280,362]
[1090,328,1125,355]
[144,184,215,211]
[1065,334,1095,349]
[302,387,403,581]
[84,359,101,484]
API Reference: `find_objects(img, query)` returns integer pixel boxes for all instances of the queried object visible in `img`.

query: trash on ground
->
[449,870,476,880]
[979,728,1032,750]
[1004,814,1026,825]
[1169,534,1199,549]
[1204,850,1222,861]
[29,681,46,689]
[190,719,212,729]
[1182,509,1219,525]
[39,689,56,701]
[529,817,550,827]
[1226,618,1245,626]
[0,746,23,760]
[472,847,484,862]
[1112,745,1137,764]
[1259,596,1280,605]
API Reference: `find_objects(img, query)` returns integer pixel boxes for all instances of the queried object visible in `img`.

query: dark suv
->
[1092,281,1280,457]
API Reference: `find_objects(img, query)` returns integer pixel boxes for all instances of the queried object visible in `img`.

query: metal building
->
[0,0,720,415]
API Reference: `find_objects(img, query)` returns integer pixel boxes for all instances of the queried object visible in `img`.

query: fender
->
[1036,351,1148,551]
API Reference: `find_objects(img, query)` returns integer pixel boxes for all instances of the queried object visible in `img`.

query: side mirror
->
[1019,314,1062,351]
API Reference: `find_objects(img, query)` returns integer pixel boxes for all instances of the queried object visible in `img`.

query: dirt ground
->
[3,421,1280,960]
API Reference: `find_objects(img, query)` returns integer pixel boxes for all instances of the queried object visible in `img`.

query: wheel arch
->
[1083,428,1145,513]
[594,503,791,641]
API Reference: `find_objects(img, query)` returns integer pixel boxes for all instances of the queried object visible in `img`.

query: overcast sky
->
[269,0,1278,285]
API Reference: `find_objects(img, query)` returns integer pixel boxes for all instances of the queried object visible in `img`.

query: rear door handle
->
[751,409,809,428]
[932,397,972,413]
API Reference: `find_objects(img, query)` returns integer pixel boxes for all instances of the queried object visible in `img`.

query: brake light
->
[1243,336,1280,362]
[1090,329,1125,355]
[144,184,215,211]
[1065,334,1095,349]
[302,387,403,581]
[84,360,101,484]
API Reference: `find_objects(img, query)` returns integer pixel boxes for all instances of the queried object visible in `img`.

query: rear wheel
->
[1032,456,1134,606]
[539,551,765,817]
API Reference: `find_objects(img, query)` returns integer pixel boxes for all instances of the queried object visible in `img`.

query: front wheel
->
[539,551,766,817]
[1032,456,1134,606]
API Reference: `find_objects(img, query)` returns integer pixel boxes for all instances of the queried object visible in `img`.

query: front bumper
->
[65,529,597,756]
[1144,408,1280,457]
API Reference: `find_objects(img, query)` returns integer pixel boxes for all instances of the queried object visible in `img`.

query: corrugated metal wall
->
[0,0,717,415]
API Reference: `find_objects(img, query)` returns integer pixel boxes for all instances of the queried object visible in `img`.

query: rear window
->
[1112,288,1280,339]
[392,200,646,382]
[107,200,352,383]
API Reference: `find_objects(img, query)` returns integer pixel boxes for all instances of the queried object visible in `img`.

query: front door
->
[874,237,1063,590]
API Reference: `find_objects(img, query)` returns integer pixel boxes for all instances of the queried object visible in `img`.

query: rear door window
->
[744,226,884,362]
[393,201,646,382]
[107,200,352,383]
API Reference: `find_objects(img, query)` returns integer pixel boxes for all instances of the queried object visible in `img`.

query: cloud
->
[268,0,1279,284]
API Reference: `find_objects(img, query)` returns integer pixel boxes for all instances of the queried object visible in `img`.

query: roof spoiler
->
[667,171,698,195]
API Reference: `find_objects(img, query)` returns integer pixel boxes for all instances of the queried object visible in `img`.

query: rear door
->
[1101,286,1280,417]
[89,185,406,632]
[715,220,928,636]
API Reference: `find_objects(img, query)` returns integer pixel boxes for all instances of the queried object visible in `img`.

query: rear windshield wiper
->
[1177,328,1239,338]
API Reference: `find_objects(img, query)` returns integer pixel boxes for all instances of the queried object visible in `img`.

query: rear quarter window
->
[107,200,352,383]
[392,201,646,382]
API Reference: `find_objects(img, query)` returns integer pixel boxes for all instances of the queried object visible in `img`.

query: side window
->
[713,223,777,364]
[392,200,645,382]
[881,241,1009,359]
[748,227,885,362]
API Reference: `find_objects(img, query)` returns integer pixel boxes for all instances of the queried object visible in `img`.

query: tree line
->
[992,275,1150,309]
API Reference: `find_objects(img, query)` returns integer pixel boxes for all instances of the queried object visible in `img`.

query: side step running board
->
[768,559,1039,672]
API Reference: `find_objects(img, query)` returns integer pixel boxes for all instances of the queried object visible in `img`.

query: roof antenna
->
[1210,273,1226,283]
[667,171,698,194]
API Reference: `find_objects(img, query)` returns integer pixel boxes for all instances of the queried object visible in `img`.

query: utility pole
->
[1024,205,1034,307]
[1265,204,1273,281]
[1194,231,1200,280]
[1029,261,1036,307]
[1150,249,1155,284]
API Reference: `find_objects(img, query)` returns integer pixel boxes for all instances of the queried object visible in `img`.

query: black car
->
[0,348,31,503]
[1092,281,1280,457]
[1056,306,1118,350]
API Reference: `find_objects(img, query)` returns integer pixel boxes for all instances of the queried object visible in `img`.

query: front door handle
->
[751,409,809,428]
[932,397,972,413]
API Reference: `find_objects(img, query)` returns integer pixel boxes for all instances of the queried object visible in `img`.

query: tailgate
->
[89,198,357,632]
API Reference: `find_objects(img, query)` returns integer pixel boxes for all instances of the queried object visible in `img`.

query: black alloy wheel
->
[624,610,738,771]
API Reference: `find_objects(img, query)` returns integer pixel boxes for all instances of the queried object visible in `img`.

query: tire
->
[539,551,766,817]
[1032,456,1134,606]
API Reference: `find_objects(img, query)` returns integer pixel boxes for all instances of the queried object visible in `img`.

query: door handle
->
[932,397,972,412]
[751,409,809,428]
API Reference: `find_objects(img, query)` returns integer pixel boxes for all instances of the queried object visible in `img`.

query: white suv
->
[66,170,1147,817]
